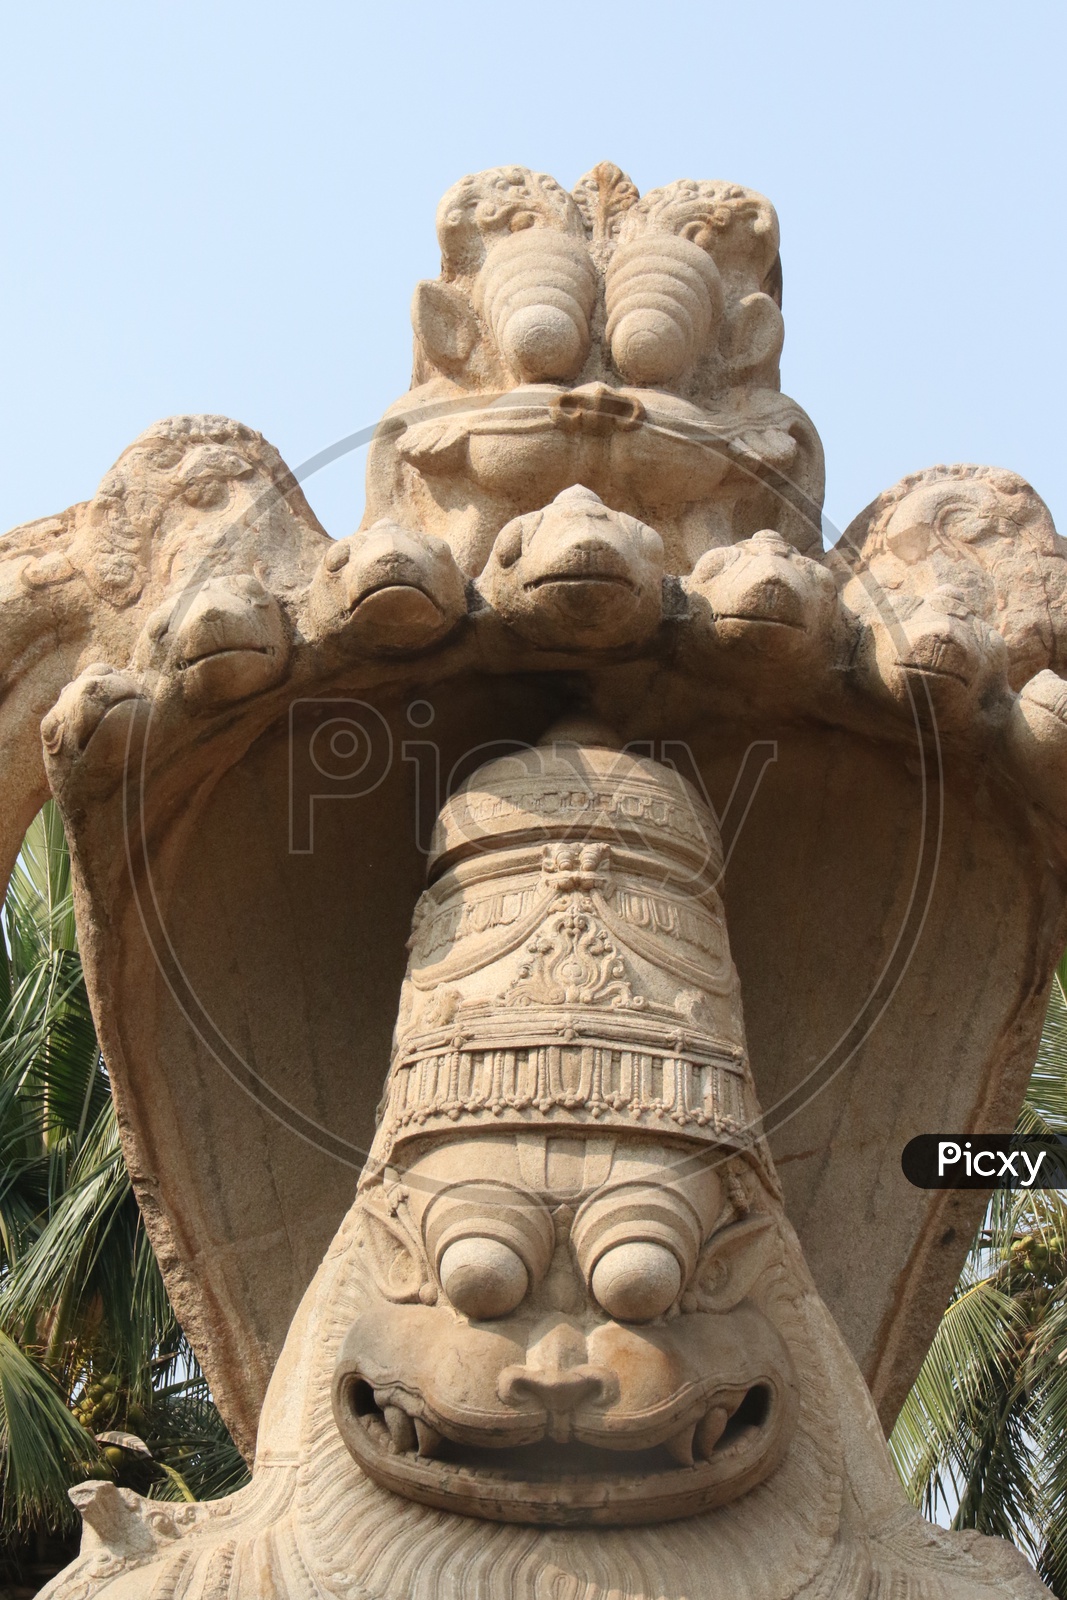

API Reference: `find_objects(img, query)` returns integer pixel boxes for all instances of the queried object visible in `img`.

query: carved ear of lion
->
[723,292,785,383]
[358,1190,431,1304]
[412,280,479,373]
[681,1213,778,1314]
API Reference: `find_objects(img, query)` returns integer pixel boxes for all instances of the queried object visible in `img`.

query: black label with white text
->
[901,1135,1067,1189]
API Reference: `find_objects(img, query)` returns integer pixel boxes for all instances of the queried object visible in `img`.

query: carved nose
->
[498,1364,606,1410]
[551,383,646,436]
[497,1318,613,1436]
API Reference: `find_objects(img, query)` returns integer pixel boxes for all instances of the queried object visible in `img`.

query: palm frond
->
[0,803,247,1566]
[148,1369,250,1503]
[889,1277,1029,1521]
[1030,1279,1067,1591]
[1027,955,1067,1131]
[0,1100,154,1387]
[2,804,77,976]
[892,954,1067,1589]
[0,1330,96,1531]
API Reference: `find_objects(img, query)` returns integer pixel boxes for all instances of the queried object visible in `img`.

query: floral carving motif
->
[503,840,646,1009]
[506,906,646,1012]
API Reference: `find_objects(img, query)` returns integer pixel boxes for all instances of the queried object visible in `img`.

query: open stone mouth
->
[335,1375,777,1523]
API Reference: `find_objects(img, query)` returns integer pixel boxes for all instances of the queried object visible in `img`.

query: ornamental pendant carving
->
[505,846,648,1011]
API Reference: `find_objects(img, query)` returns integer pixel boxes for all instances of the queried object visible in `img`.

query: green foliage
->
[891,954,1067,1595]
[0,1330,95,1531]
[0,804,248,1569]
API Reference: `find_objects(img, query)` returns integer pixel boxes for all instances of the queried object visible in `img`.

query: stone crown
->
[371,731,774,1188]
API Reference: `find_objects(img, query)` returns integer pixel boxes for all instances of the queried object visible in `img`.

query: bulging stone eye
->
[438,1236,529,1319]
[591,1240,682,1322]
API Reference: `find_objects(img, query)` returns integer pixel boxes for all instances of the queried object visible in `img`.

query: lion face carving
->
[364,165,825,573]
[332,1131,797,1526]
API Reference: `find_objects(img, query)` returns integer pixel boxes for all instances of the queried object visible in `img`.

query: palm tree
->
[890,956,1067,1595]
[0,804,247,1589]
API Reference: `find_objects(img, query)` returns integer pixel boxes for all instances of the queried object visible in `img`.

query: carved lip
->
[346,579,442,613]
[896,634,974,686]
[898,660,971,686]
[715,611,803,630]
[177,643,275,670]
[333,1373,786,1526]
[524,574,637,594]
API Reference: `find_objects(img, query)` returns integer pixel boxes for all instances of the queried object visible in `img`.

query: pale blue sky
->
[2,0,1064,545]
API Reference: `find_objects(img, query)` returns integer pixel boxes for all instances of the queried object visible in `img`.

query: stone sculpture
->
[2,163,1064,1596]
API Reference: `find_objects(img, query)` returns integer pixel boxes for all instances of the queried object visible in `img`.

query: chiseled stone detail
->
[477,487,665,651]
[38,737,1048,1597]
[1,163,1062,1596]
[835,462,1067,690]
[378,162,823,573]
[377,741,766,1174]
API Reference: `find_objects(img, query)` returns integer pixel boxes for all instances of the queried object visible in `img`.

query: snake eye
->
[591,1240,682,1322]
[439,1237,529,1319]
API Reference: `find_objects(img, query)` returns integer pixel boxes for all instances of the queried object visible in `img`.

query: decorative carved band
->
[408,841,733,995]
[376,1036,761,1152]
[428,761,722,882]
